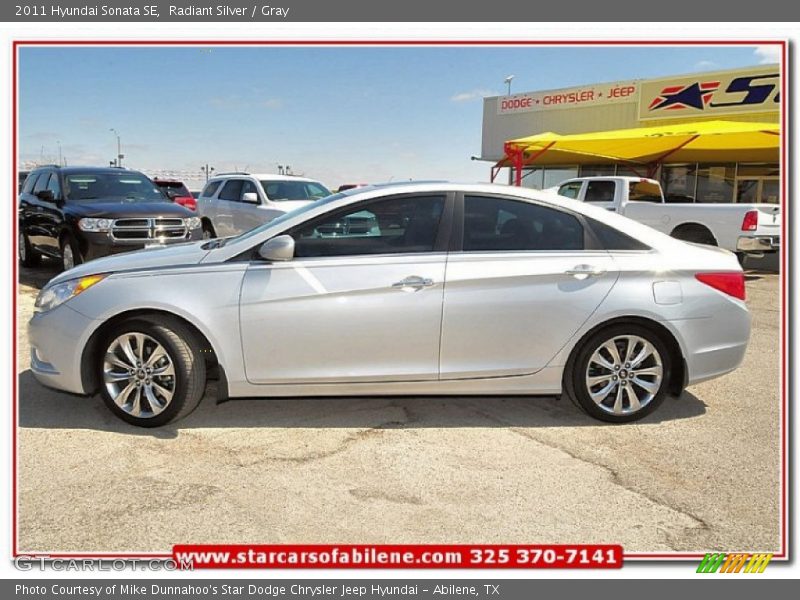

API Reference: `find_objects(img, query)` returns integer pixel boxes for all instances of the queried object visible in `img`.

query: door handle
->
[392,275,435,291]
[565,264,606,280]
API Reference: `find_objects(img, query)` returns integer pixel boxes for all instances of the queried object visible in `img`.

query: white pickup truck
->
[554,176,780,262]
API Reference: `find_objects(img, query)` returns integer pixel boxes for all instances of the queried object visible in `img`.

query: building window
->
[661,164,697,203]
[579,165,616,177]
[736,163,779,204]
[695,163,736,203]
[516,166,578,190]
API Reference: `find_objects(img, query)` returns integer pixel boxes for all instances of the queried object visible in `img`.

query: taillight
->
[695,272,746,301]
[741,210,758,232]
[179,196,197,211]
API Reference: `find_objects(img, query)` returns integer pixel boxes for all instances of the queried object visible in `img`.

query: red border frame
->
[11,39,788,563]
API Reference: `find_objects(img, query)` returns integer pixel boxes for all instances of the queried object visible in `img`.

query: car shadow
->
[18,370,707,439]
[19,261,60,290]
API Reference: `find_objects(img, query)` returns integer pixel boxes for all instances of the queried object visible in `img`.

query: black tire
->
[565,323,672,423]
[98,317,206,427]
[735,252,747,267]
[60,233,84,272]
[18,231,41,267]
[201,221,216,239]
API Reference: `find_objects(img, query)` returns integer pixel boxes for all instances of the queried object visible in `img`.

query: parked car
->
[197,172,331,238]
[555,176,780,263]
[18,166,203,271]
[153,178,196,211]
[28,182,750,427]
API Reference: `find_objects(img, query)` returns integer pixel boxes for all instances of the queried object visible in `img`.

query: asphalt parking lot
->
[16,260,781,554]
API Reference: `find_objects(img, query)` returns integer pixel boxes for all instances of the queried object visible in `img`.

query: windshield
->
[260,180,331,202]
[228,192,350,245]
[65,172,167,203]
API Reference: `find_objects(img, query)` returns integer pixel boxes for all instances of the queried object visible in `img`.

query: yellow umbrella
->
[498,120,780,184]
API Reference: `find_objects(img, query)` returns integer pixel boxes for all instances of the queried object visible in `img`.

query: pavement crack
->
[469,405,711,539]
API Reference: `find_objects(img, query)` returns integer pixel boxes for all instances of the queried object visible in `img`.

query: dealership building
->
[480,64,780,204]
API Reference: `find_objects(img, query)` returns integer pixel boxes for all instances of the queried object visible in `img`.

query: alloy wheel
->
[103,332,177,418]
[584,335,664,416]
[62,244,74,270]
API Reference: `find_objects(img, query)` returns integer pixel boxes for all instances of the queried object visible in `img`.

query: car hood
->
[46,240,212,287]
[65,200,192,218]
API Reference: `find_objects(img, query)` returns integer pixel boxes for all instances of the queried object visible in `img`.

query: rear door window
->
[22,172,41,194]
[463,195,584,252]
[201,181,221,198]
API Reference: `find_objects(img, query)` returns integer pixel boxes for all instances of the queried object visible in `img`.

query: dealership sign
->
[639,66,780,120]
[497,81,638,114]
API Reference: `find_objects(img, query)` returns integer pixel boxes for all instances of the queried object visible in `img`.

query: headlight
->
[34,274,108,313]
[78,218,113,232]
[186,216,202,230]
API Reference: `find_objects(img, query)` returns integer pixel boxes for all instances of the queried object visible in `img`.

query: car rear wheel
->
[19,232,40,267]
[566,324,671,423]
[60,235,83,271]
[98,318,206,427]
[202,222,216,239]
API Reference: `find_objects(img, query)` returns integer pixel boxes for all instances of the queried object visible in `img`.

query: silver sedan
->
[28,183,751,427]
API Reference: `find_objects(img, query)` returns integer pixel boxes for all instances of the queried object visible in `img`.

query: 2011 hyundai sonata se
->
[28,182,751,427]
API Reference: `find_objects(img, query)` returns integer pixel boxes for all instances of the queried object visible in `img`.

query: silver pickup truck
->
[555,176,780,262]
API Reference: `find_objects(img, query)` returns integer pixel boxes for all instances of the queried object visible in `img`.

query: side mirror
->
[257,234,295,262]
[242,192,259,204]
[36,190,55,202]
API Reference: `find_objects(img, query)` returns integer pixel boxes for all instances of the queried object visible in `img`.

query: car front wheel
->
[60,235,83,271]
[566,324,671,423]
[98,317,206,427]
[19,232,40,267]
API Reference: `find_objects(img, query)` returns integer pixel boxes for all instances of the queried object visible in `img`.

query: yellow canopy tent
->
[495,120,780,185]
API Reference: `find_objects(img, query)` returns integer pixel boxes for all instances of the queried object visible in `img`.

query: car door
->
[39,171,65,254]
[214,179,244,237]
[239,193,452,384]
[234,180,273,234]
[18,171,41,247]
[439,193,618,380]
[28,171,61,254]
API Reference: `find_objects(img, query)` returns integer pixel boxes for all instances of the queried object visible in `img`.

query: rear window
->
[155,181,191,196]
[629,181,663,203]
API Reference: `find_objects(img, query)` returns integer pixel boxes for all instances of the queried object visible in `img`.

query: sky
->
[18,44,780,189]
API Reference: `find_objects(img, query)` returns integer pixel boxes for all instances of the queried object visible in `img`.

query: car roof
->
[210,173,320,183]
[38,166,148,175]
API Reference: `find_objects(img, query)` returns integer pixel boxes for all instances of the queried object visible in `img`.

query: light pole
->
[110,128,123,167]
[504,75,515,96]
[57,140,63,166]
[201,164,215,182]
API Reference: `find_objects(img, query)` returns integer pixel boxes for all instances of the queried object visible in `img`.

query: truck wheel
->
[202,221,216,239]
[670,224,717,247]
[19,232,41,267]
[60,235,84,271]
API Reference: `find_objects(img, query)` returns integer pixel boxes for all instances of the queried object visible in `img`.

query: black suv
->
[19,166,203,270]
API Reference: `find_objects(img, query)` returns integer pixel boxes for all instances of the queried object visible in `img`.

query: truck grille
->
[111,218,188,241]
